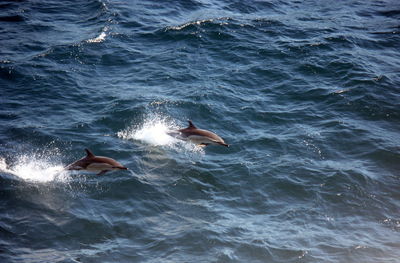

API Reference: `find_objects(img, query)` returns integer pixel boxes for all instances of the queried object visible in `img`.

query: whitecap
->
[87,28,107,43]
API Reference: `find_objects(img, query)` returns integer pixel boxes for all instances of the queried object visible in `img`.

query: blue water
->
[1,0,399,262]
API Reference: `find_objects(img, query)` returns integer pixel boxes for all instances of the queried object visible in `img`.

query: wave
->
[165,17,232,31]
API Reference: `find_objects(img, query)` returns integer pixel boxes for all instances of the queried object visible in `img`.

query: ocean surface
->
[0,0,399,262]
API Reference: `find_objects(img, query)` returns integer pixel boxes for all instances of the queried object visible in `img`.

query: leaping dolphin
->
[65,148,128,176]
[168,120,229,147]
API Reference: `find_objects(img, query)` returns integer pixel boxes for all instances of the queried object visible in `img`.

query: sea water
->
[0,0,399,262]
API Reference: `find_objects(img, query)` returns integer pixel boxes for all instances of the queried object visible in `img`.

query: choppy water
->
[1,0,399,262]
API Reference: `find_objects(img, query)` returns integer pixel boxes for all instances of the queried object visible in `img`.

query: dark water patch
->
[0,63,30,82]
[143,0,205,13]
[224,0,278,15]
[150,26,207,44]
[318,176,398,235]
[0,15,24,22]
[0,3,14,9]
[2,127,58,146]
[364,148,400,175]
[117,19,144,30]
[323,34,355,49]
[78,0,109,24]
[30,0,107,24]
[377,9,400,17]
[0,0,112,63]
[338,89,400,121]
[257,47,292,62]
[370,29,399,36]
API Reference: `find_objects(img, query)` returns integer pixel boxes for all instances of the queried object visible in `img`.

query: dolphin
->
[65,148,128,176]
[168,120,229,147]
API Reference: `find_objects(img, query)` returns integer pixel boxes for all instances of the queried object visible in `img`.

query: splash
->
[118,115,178,146]
[0,155,69,183]
[87,27,107,43]
[117,114,204,154]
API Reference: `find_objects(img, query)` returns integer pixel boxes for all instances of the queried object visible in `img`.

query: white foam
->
[0,158,8,172]
[118,116,178,146]
[134,120,177,146]
[87,29,107,43]
[118,115,205,154]
[0,156,69,183]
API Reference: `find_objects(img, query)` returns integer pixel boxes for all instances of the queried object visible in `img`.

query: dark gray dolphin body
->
[65,149,128,176]
[168,120,229,147]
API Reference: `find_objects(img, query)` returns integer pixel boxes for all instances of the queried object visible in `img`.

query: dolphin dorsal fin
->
[188,120,197,129]
[85,148,95,158]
